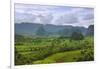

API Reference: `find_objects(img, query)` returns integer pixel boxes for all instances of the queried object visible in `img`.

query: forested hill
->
[15,22,94,37]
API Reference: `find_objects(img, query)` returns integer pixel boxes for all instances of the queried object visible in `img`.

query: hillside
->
[15,23,88,37]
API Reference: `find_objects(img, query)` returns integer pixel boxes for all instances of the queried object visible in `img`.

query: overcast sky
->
[15,3,94,28]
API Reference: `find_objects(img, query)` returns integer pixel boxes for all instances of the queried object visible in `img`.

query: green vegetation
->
[70,31,84,40]
[15,34,94,65]
[33,50,81,64]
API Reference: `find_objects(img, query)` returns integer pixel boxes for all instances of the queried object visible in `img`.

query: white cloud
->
[15,3,94,27]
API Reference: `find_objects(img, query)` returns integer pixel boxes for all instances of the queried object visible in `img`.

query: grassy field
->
[15,36,94,65]
[33,50,82,64]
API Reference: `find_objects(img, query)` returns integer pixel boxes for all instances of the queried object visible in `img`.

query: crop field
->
[15,36,94,65]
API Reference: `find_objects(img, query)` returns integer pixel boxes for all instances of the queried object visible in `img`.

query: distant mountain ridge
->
[15,22,92,37]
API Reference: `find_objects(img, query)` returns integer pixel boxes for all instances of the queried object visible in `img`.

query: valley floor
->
[15,36,94,65]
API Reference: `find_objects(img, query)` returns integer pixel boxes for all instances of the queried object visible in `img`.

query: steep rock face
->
[87,25,94,36]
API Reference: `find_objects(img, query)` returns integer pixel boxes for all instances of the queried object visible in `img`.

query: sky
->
[15,3,94,28]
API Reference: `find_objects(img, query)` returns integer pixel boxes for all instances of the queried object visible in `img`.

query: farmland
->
[15,35,94,65]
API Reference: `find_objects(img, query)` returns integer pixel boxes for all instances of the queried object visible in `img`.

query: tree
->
[77,49,94,61]
[70,31,84,40]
